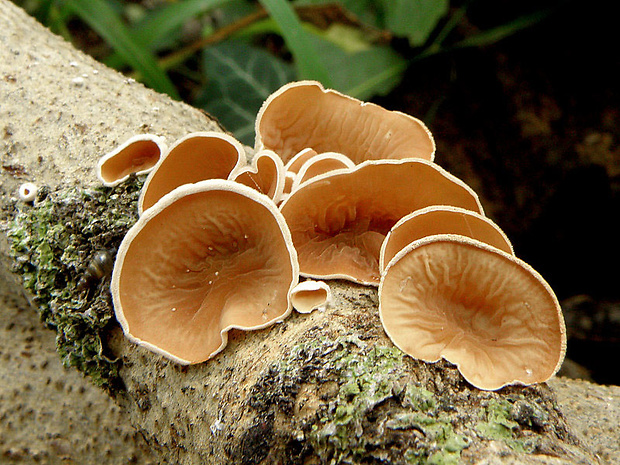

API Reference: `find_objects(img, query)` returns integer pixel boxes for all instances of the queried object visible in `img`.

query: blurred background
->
[12,0,620,384]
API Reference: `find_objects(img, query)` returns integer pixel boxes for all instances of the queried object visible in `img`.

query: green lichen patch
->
[248,335,473,464]
[5,179,142,389]
[476,398,528,453]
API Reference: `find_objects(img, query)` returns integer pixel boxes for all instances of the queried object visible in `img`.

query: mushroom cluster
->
[101,80,565,390]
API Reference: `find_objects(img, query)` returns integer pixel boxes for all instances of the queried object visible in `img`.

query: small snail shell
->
[19,183,38,202]
[77,250,114,291]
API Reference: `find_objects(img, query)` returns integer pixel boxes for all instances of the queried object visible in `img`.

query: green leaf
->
[307,27,407,100]
[196,40,295,145]
[132,0,234,50]
[382,0,449,46]
[62,0,180,99]
[258,0,332,85]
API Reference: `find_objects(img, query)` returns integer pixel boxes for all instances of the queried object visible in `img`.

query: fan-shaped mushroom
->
[379,234,566,390]
[228,150,285,203]
[256,81,435,164]
[379,206,513,272]
[97,134,166,187]
[138,132,246,214]
[112,180,299,364]
[280,159,483,285]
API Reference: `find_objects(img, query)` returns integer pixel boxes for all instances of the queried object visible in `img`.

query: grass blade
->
[258,0,332,86]
[452,9,552,50]
[134,0,234,50]
[63,0,180,99]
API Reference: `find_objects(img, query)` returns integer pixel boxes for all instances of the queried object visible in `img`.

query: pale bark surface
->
[0,1,617,464]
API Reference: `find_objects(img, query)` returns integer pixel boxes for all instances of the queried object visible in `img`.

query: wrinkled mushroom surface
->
[97,134,166,187]
[379,234,566,391]
[138,132,245,214]
[379,206,513,272]
[256,81,435,164]
[112,180,299,364]
[229,149,285,203]
[280,159,483,285]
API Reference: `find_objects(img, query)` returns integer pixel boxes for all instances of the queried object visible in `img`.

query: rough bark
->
[0,1,615,464]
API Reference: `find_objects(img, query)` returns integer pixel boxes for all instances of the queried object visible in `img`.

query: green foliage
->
[197,40,295,145]
[16,0,551,148]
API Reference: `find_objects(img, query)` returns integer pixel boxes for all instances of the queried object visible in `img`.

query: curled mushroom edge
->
[97,133,167,187]
[137,131,247,215]
[379,233,567,391]
[290,279,332,314]
[255,80,436,165]
[111,179,299,365]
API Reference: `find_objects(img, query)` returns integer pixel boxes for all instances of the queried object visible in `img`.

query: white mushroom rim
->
[379,234,566,391]
[112,179,299,365]
[137,131,247,215]
[290,280,332,314]
[255,80,436,164]
[280,158,484,286]
[378,205,514,272]
[96,134,167,187]
[228,149,286,204]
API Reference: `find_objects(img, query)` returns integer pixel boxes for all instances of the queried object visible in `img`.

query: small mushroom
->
[280,159,483,285]
[281,148,319,200]
[228,150,285,203]
[379,206,513,272]
[379,234,566,391]
[255,81,435,164]
[138,132,246,214]
[97,134,166,187]
[112,180,299,364]
[291,152,355,192]
[284,148,319,175]
[290,280,332,314]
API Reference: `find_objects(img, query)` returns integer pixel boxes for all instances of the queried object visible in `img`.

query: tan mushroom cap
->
[112,180,299,364]
[97,134,166,187]
[228,150,285,203]
[138,132,246,214]
[290,280,332,314]
[280,159,483,286]
[292,152,355,192]
[255,81,435,164]
[379,206,514,272]
[284,148,319,174]
[379,234,566,391]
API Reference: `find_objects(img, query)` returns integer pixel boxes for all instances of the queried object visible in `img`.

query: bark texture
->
[0,1,615,464]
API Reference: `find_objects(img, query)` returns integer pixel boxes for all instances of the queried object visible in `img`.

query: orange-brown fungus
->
[112,180,298,364]
[138,132,245,214]
[256,81,435,164]
[379,206,513,272]
[379,235,566,390]
[97,134,165,186]
[280,159,483,285]
[292,152,354,190]
[229,150,284,203]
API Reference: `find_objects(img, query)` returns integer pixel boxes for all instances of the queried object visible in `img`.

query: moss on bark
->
[5,180,142,389]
